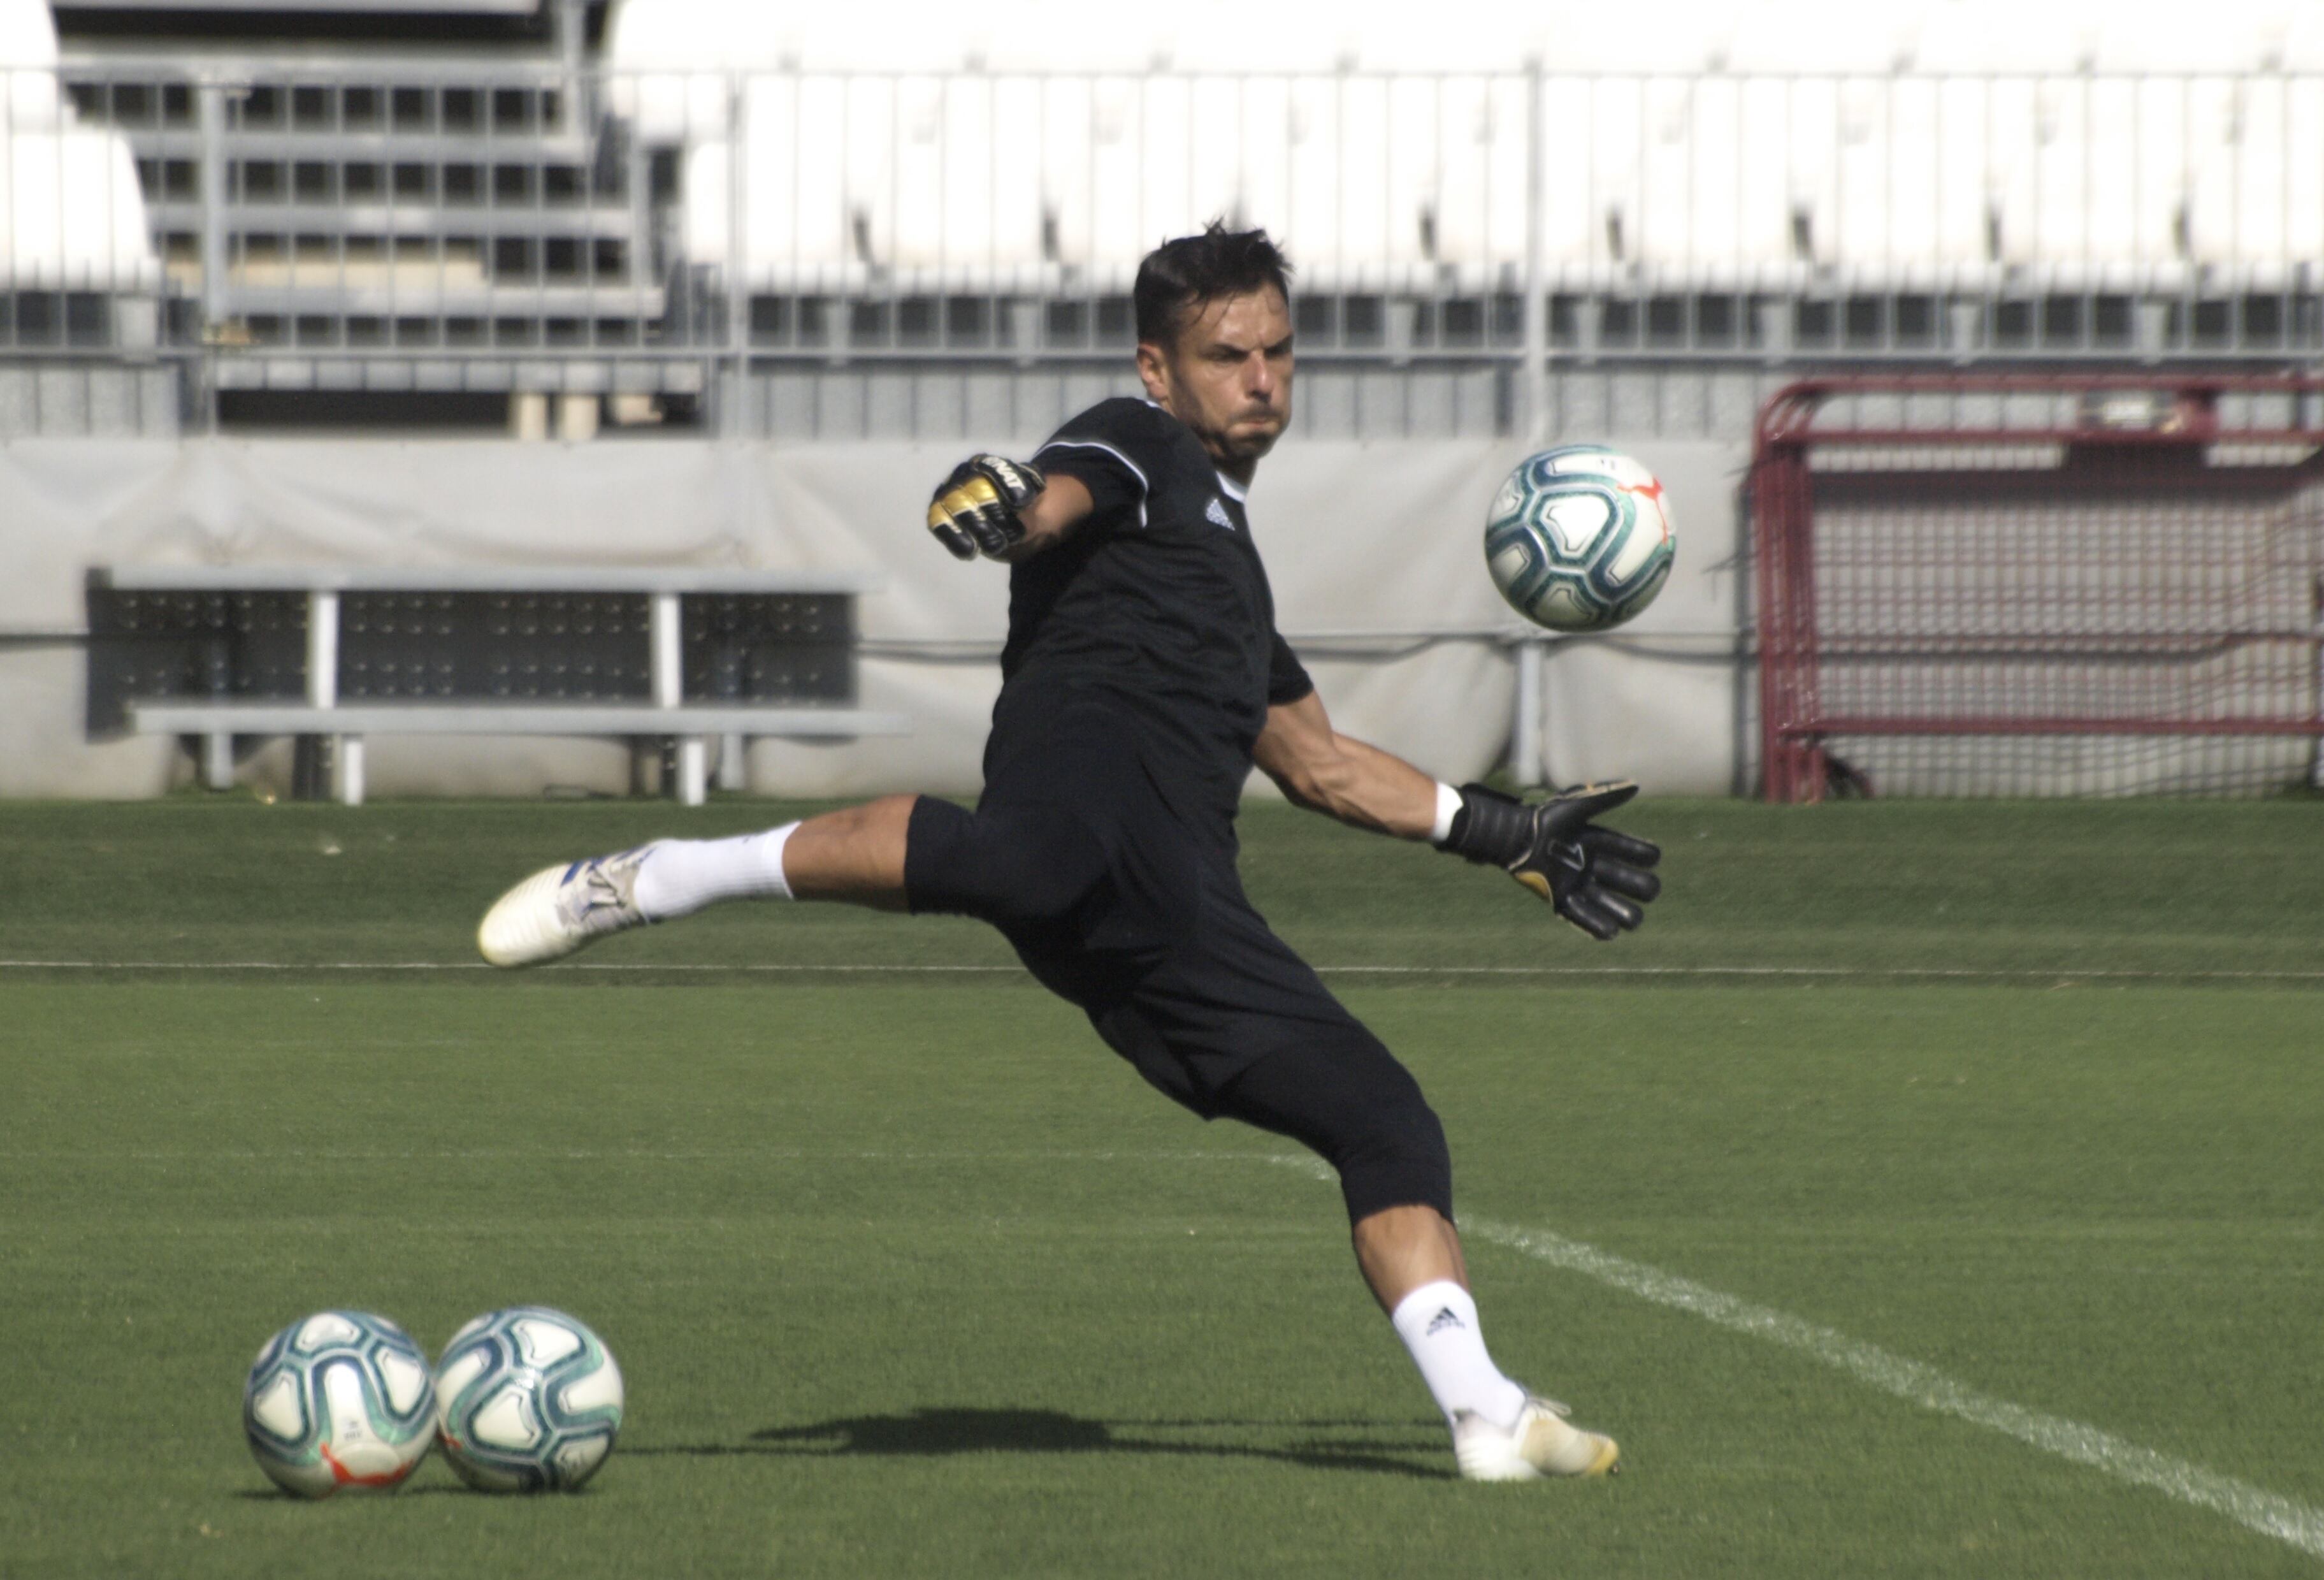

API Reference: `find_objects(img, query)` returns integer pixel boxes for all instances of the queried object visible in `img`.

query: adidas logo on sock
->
[1205,496,1235,531]
[1425,1307,1464,1336]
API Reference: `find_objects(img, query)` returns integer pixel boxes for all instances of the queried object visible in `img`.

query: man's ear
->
[1134,340,1171,405]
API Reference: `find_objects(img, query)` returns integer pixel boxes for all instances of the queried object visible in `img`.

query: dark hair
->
[1133,222,1294,347]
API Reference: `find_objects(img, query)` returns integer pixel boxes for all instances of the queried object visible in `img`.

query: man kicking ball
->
[477,224,1661,1482]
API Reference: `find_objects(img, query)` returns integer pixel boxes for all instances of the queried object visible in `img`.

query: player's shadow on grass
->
[232,1484,605,1500]
[630,1406,1453,1481]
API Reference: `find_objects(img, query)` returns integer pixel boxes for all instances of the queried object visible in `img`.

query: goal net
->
[1753,375,2324,801]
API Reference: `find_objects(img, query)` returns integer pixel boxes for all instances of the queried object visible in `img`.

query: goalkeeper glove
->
[926,454,1046,561]
[1438,781,1663,941]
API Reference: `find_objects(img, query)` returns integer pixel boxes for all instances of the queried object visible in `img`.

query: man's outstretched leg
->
[1355,1205,1618,1481]
[476,797,918,966]
[1216,1040,1620,1481]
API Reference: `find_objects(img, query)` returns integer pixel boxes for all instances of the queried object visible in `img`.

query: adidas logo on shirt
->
[1205,496,1235,531]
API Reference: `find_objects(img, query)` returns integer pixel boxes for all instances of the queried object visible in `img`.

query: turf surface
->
[2,795,2321,1577]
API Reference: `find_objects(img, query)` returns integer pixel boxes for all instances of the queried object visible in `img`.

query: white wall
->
[0,433,1749,800]
[1536,441,1749,795]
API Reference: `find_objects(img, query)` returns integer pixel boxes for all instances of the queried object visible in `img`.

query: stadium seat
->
[0,126,159,291]
[2185,75,2313,287]
[1276,77,1348,286]
[685,73,1060,296]
[0,1,62,129]
[2279,76,2324,275]
[1424,75,1529,293]
[1540,75,1629,287]
[1830,78,1967,289]
[0,4,159,305]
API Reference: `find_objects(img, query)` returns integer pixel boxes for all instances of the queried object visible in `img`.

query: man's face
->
[1137,287,1294,473]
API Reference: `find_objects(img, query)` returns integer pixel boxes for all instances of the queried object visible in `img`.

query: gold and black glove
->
[1438,781,1663,941]
[925,454,1046,561]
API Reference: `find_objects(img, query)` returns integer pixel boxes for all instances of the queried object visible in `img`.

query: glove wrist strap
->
[1439,783,1532,867]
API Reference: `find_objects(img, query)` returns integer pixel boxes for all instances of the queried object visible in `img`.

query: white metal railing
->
[21,59,2324,370]
[633,68,2324,294]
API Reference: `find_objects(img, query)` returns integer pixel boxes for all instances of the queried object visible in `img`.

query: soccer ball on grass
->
[242,1310,435,1498]
[1484,445,1675,632]
[434,1305,624,1491]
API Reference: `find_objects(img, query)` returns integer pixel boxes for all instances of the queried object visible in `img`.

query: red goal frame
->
[1752,372,2324,802]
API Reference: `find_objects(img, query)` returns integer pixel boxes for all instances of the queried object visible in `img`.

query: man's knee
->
[1218,1031,1455,1225]
[903,795,1110,927]
[1331,1076,1454,1225]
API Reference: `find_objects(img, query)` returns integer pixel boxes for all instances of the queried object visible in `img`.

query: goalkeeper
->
[477,224,1661,1482]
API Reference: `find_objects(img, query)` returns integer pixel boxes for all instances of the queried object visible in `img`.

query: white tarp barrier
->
[0,437,1747,801]
[1537,441,1750,795]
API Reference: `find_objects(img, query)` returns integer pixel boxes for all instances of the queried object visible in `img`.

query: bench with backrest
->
[87,565,906,804]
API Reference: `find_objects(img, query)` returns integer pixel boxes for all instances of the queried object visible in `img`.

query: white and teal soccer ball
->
[435,1307,624,1492]
[1484,445,1676,632]
[242,1310,435,1498]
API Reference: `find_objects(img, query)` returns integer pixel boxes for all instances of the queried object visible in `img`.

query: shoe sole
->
[1456,1428,1621,1482]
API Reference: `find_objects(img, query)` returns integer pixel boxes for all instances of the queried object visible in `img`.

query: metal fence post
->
[1511,60,1550,790]
[1521,56,1548,448]
[196,80,230,432]
[554,0,584,109]
[1511,634,1545,788]
[723,69,748,437]
[2313,571,2324,789]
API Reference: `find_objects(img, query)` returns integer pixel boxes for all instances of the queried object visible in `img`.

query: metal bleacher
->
[13,0,2324,440]
[53,0,687,424]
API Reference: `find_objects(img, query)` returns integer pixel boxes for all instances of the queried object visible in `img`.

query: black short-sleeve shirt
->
[990,397,1311,833]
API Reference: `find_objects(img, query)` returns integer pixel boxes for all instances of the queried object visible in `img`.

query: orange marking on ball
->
[319,1440,412,1488]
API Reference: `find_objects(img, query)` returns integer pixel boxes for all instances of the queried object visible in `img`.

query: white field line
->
[1269,1154,2324,1555]
[1262,1153,2324,1555]
[0,1147,1292,1164]
[4,959,2324,982]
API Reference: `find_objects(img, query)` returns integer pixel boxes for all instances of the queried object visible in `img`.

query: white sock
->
[630,823,797,920]
[1390,1281,1528,1431]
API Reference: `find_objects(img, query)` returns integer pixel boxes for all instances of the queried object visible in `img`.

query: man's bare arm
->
[1256,687,1664,939]
[1000,472,1094,560]
[1252,690,1440,839]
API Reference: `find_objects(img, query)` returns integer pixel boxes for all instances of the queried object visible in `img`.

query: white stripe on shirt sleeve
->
[1032,438,1152,527]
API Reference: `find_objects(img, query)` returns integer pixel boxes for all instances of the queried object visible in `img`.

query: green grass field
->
[3,795,2321,1578]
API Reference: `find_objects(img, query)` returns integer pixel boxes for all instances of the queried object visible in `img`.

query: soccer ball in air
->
[1483,445,1675,632]
[242,1310,436,1498]
[435,1306,624,1492]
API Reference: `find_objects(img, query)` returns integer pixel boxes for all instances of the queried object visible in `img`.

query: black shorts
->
[903,688,1454,1222]
[905,688,1336,1105]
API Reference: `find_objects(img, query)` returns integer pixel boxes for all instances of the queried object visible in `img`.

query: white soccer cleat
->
[476,843,661,968]
[1452,1393,1620,1482]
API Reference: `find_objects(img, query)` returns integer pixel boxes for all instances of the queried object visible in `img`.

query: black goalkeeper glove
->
[925,454,1046,561]
[1438,780,1663,941]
